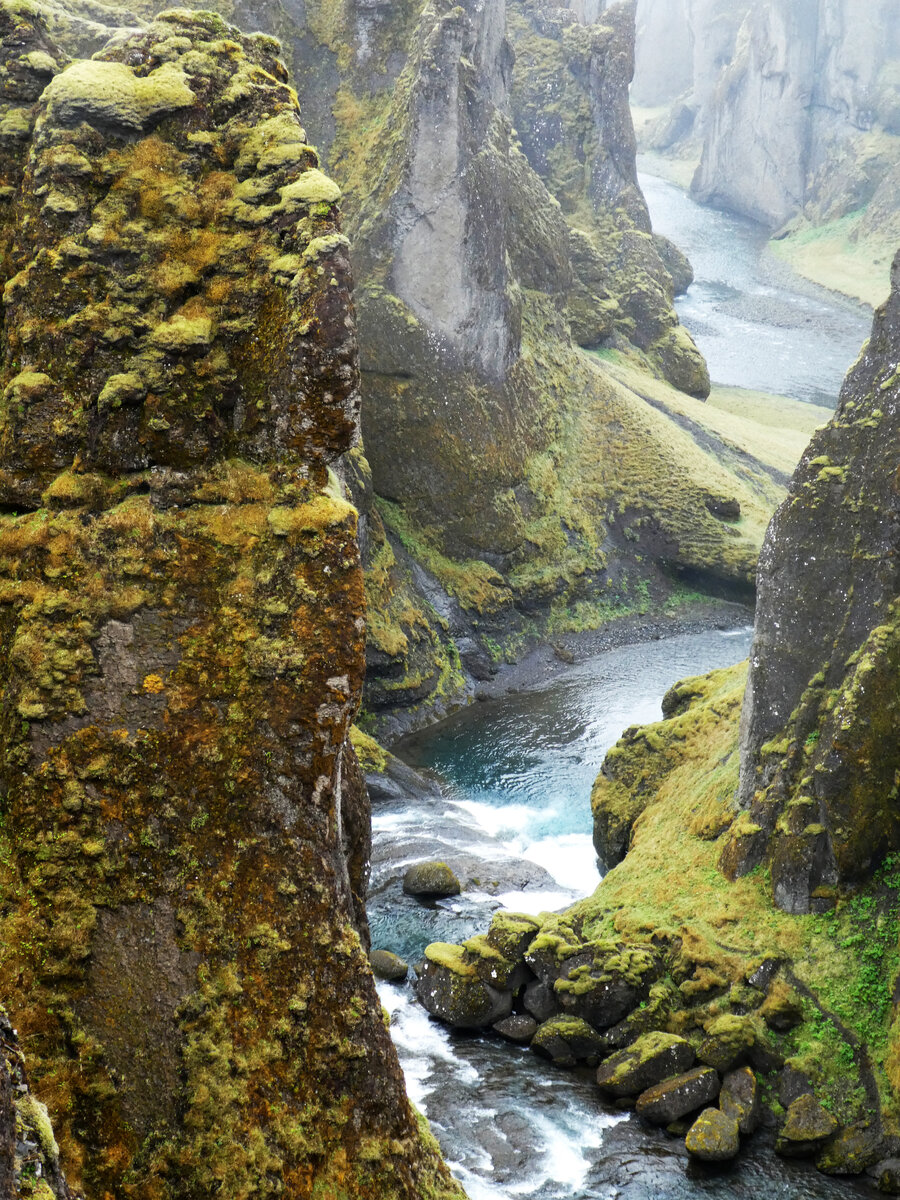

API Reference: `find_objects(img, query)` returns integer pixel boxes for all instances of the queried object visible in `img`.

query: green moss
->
[42,59,196,131]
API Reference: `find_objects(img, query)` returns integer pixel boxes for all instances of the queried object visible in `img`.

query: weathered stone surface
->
[370,950,409,982]
[698,1013,755,1071]
[596,1031,695,1097]
[531,1016,606,1065]
[416,943,512,1029]
[555,941,663,1028]
[524,978,560,1022]
[719,1066,761,1135]
[778,1065,814,1107]
[493,1014,538,1043]
[776,1094,839,1157]
[817,1121,886,1175]
[685,1107,740,1162]
[635,1066,720,1125]
[874,1158,900,1194]
[0,7,463,1197]
[722,248,900,910]
[403,861,462,898]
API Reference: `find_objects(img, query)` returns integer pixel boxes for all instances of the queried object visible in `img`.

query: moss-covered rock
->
[685,1107,740,1162]
[415,943,513,1029]
[370,949,409,982]
[635,1066,720,1125]
[403,861,462,898]
[0,7,463,1198]
[698,1013,756,1071]
[531,1015,606,1066]
[719,1065,761,1135]
[595,1031,695,1097]
[776,1093,839,1157]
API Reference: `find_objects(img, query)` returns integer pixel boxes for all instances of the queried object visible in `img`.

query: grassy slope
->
[583,663,900,1129]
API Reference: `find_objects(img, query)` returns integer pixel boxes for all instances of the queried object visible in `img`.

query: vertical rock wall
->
[0,6,463,1197]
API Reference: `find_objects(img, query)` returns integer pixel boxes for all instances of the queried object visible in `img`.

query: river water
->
[638,165,871,408]
[370,177,878,1197]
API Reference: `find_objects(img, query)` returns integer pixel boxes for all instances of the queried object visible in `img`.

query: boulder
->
[370,950,409,981]
[761,980,804,1031]
[817,1121,885,1175]
[777,1065,814,1107]
[532,1016,606,1066]
[719,1066,761,1135]
[596,1032,695,1098]
[523,979,559,1023]
[775,1093,839,1157]
[635,1067,721,1125]
[493,1014,538,1043]
[873,1158,900,1194]
[698,1013,755,1072]
[403,861,461,898]
[685,1108,740,1162]
[415,944,511,1029]
[555,943,663,1029]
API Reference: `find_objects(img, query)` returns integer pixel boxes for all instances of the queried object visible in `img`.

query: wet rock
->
[777,1065,814,1107]
[370,950,408,982]
[403,861,462,898]
[685,1108,740,1162]
[493,1014,538,1044]
[596,1032,695,1098]
[415,944,512,1030]
[532,1016,606,1066]
[719,1066,761,1135]
[747,958,781,990]
[698,1013,755,1072]
[635,1066,720,1125]
[775,1093,839,1157]
[873,1158,900,1194]
[523,979,559,1023]
[761,980,804,1031]
[817,1121,885,1175]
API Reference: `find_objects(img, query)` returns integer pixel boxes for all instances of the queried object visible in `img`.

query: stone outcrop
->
[721,250,900,911]
[0,5,462,1197]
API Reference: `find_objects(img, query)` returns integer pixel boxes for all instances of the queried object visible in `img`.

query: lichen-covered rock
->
[719,1066,760,1135]
[370,949,409,981]
[722,249,900,910]
[775,1094,839,1157]
[635,1066,720,1125]
[416,943,513,1029]
[531,1015,606,1065]
[685,1107,740,1162]
[403,860,462,897]
[874,1158,900,1194]
[595,1031,695,1097]
[698,1013,755,1071]
[554,940,664,1028]
[0,7,463,1198]
[817,1121,886,1175]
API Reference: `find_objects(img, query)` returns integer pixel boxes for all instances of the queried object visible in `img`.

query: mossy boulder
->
[698,1013,756,1071]
[595,1031,695,1097]
[685,1108,740,1162]
[554,941,664,1029]
[531,1016,607,1066]
[817,1121,886,1175]
[873,1158,900,1194]
[370,950,409,982]
[719,1066,761,1135]
[775,1093,839,1157]
[761,979,804,1031]
[403,861,462,897]
[415,943,512,1029]
[635,1067,721,1125]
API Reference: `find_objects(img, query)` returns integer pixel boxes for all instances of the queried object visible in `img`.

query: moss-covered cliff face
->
[0,6,463,1197]
[191,0,807,736]
[715,249,900,914]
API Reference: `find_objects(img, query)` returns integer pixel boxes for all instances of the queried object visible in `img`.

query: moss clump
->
[42,58,196,130]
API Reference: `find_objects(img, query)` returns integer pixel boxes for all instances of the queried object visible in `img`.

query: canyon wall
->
[0,5,463,1196]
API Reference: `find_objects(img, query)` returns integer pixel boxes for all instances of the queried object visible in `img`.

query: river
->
[369,174,877,1198]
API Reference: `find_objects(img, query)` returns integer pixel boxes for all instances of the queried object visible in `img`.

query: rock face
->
[0,6,462,1198]
[721,250,900,911]
[691,0,900,232]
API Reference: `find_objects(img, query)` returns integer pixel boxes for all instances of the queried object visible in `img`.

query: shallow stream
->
[369,177,878,1196]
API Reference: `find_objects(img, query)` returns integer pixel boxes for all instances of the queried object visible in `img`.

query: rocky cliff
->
[198,0,811,737]
[0,5,463,1197]
[415,244,900,1179]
